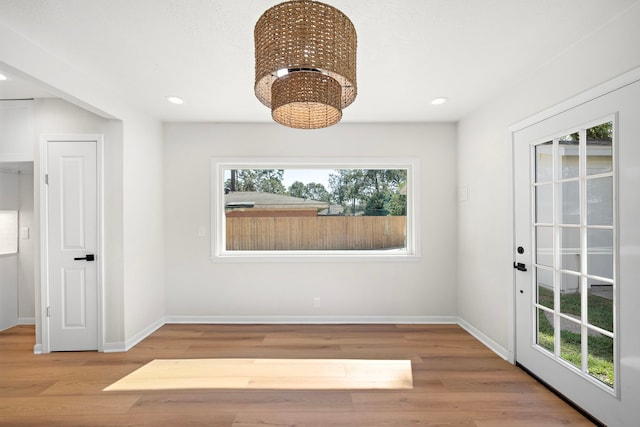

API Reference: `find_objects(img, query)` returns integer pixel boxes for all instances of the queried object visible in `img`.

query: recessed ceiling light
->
[431,97,448,105]
[166,96,184,105]
[0,73,7,81]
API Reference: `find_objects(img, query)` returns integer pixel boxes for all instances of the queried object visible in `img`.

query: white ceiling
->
[0,0,637,123]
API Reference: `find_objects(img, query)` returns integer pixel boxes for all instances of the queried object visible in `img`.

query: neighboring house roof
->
[225,191,343,215]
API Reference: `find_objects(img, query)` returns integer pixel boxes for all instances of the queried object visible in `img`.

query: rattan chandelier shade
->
[272,71,342,129]
[254,0,357,129]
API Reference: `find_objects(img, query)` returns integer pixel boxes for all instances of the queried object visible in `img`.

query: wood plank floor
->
[0,324,594,426]
[104,358,414,391]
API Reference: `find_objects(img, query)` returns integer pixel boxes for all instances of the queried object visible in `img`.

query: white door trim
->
[39,134,104,353]
[507,66,640,364]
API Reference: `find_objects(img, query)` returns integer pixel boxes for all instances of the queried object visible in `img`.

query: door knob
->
[513,262,527,271]
[74,254,95,261]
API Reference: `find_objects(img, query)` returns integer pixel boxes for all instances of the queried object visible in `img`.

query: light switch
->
[197,225,206,237]
[20,226,30,240]
[458,185,469,202]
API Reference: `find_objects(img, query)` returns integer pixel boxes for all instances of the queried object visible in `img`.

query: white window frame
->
[210,157,421,262]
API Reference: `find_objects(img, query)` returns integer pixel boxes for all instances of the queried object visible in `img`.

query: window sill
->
[212,250,422,263]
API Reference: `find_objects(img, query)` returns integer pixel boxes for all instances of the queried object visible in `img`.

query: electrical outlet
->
[313,297,321,308]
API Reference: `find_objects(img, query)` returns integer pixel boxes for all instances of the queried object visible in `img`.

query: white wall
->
[18,172,34,322]
[122,117,165,345]
[457,2,640,353]
[2,23,166,350]
[0,100,33,162]
[31,101,165,349]
[31,98,128,346]
[0,99,32,330]
[0,170,19,331]
[164,123,457,321]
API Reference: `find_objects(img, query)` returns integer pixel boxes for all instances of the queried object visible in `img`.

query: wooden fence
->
[226,216,406,250]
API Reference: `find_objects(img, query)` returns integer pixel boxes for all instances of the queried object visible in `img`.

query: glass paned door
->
[513,74,640,426]
[531,121,615,388]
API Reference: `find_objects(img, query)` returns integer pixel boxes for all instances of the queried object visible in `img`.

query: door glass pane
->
[559,227,580,272]
[588,279,613,333]
[560,317,581,369]
[559,136,579,179]
[586,122,613,176]
[536,226,553,267]
[560,181,580,224]
[559,273,580,317]
[535,142,553,182]
[537,268,553,309]
[587,228,613,279]
[587,176,613,225]
[526,120,615,392]
[537,308,554,353]
[535,184,553,223]
[588,330,614,387]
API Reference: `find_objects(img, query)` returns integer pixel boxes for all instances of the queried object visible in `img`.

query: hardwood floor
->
[0,324,594,426]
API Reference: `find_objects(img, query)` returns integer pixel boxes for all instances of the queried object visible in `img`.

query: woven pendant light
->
[254,0,357,129]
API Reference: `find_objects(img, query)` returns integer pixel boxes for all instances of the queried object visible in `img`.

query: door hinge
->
[46,306,51,317]
[45,174,49,185]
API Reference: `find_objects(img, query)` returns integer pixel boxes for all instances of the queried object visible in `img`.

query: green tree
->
[225,169,286,194]
[364,192,389,216]
[288,181,306,198]
[305,182,329,201]
[329,169,367,215]
[587,122,612,141]
[258,169,286,194]
[329,169,407,216]
[385,193,407,216]
[564,121,612,142]
[287,181,329,201]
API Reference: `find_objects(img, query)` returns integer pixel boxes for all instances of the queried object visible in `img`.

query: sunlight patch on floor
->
[104,358,413,391]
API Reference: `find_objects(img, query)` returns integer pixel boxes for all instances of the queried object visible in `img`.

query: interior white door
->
[513,77,640,426]
[46,140,98,351]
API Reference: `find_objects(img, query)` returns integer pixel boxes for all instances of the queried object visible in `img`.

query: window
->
[211,158,420,261]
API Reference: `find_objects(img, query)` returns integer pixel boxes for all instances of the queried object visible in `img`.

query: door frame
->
[508,66,640,364]
[38,134,104,353]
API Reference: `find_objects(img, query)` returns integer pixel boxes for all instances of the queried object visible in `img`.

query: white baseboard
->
[102,318,165,353]
[457,317,509,360]
[102,342,127,353]
[33,344,42,354]
[18,317,35,325]
[164,315,458,324]
[102,315,508,363]
[125,318,165,350]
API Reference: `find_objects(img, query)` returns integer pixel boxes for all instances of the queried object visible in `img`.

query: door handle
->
[513,262,527,272]
[74,254,95,262]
